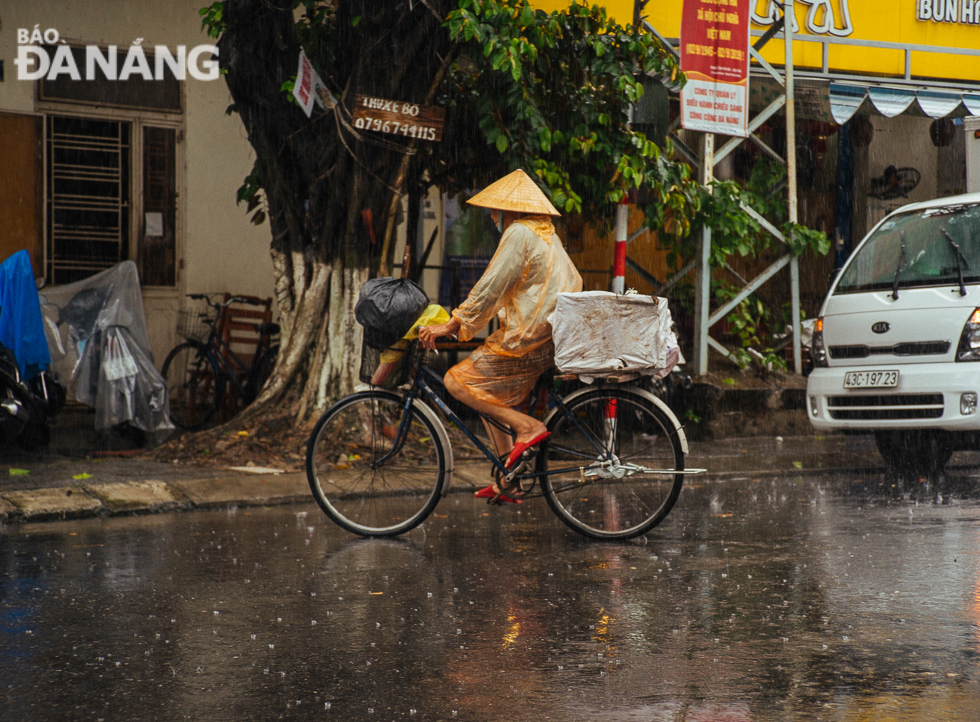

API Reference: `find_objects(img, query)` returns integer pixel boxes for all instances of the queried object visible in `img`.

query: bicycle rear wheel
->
[540,387,684,540]
[162,342,221,430]
[306,391,448,536]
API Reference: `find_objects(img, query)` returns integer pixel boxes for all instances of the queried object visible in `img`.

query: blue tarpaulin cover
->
[0,250,50,379]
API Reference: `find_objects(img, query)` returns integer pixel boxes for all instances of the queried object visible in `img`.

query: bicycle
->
[305,342,702,540]
[162,294,280,430]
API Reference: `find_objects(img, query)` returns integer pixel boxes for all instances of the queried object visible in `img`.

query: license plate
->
[843,370,899,389]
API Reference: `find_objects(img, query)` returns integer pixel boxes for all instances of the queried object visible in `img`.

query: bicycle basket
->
[359,339,418,389]
[176,307,215,343]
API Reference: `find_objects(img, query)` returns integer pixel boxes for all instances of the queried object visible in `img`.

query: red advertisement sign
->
[680,0,751,137]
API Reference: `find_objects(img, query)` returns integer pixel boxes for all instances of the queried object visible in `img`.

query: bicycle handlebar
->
[185,293,265,309]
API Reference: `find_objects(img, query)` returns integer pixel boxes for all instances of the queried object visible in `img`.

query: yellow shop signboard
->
[531,0,980,83]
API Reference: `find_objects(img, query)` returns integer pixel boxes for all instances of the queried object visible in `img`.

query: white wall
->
[855,114,940,236]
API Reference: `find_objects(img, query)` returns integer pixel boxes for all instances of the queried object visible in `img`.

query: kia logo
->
[872,322,890,334]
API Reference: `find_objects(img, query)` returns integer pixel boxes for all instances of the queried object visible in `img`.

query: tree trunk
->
[217,0,455,429]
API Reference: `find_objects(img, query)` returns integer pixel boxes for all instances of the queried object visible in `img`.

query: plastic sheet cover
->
[0,250,50,379]
[38,261,174,439]
[549,291,676,380]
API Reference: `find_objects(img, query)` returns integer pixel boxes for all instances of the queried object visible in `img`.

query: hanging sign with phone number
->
[352,95,445,142]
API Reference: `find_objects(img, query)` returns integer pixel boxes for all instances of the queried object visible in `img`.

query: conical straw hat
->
[466,169,561,217]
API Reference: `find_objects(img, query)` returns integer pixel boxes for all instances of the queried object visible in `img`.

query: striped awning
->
[830,82,980,124]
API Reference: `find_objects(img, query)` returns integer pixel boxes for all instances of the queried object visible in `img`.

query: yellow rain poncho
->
[446,215,582,407]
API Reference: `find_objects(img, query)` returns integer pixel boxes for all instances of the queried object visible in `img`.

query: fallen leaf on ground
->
[8,469,29,476]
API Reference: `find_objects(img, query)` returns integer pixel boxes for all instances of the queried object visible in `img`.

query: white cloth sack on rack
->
[548,291,677,382]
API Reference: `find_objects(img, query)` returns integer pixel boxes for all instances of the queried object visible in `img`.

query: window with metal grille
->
[45,115,130,285]
[141,127,176,286]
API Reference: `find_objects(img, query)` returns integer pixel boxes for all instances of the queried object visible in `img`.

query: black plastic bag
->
[355,277,429,350]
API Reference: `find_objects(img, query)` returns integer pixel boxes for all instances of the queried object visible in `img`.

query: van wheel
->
[875,430,952,475]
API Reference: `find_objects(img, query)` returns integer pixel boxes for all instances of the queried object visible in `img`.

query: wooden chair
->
[216,293,274,420]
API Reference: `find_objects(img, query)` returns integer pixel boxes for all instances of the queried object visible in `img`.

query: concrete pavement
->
[0,430,899,524]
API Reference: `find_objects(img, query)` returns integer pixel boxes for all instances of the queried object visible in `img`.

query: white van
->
[806,191,980,473]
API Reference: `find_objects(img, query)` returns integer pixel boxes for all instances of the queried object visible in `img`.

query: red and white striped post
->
[606,200,630,440]
[611,200,629,295]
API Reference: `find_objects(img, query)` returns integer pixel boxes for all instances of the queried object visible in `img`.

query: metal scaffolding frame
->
[643,2,802,375]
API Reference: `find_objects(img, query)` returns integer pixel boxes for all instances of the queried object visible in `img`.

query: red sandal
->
[504,430,551,469]
[474,485,522,504]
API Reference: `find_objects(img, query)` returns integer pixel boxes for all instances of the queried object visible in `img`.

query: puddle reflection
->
[2,475,980,720]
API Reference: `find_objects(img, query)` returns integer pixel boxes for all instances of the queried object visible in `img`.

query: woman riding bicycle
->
[418,169,582,500]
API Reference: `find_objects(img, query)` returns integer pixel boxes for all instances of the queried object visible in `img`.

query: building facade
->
[0,0,276,364]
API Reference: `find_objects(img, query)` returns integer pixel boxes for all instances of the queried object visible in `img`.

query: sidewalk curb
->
[0,461,900,526]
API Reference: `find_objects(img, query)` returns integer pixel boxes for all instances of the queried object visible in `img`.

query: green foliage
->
[294,1,338,72]
[784,221,831,256]
[237,162,266,226]
[443,0,699,233]
[713,280,789,371]
[203,0,826,365]
[198,2,225,39]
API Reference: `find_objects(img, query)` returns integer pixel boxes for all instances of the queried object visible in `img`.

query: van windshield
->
[835,203,980,294]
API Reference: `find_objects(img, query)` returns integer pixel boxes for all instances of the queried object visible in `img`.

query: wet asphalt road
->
[4,467,980,721]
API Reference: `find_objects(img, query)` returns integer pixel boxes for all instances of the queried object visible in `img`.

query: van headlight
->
[956,308,980,361]
[811,318,828,367]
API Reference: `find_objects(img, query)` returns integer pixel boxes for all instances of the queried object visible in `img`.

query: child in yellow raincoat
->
[418,169,582,501]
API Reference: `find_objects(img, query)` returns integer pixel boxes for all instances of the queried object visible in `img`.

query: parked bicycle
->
[162,294,279,430]
[305,341,702,540]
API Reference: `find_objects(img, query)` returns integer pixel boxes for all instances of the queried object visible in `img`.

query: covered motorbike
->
[0,250,65,447]
[40,261,174,444]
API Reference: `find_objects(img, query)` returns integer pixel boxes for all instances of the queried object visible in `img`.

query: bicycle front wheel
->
[162,342,221,430]
[540,387,684,540]
[306,391,448,536]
